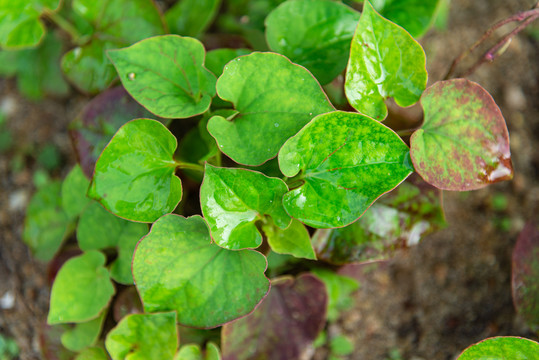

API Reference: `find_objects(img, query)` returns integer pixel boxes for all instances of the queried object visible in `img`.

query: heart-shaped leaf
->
[312,174,446,264]
[265,0,360,85]
[105,312,178,360]
[410,79,513,191]
[262,219,316,260]
[174,343,221,360]
[165,0,221,38]
[62,0,165,93]
[221,274,327,360]
[108,35,217,119]
[132,215,270,328]
[61,164,91,219]
[279,111,413,228]
[457,337,539,360]
[61,311,106,352]
[48,251,115,324]
[207,52,334,166]
[88,119,182,223]
[200,164,291,250]
[512,223,539,333]
[372,0,441,38]
[344,1,427,120]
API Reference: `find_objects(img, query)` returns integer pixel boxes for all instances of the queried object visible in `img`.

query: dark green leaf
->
[279,111,413,228]
[132,215,270,328]
[166,0,221,38]
[105,312,178,360]
[88,119,182,223]
[456,337,539,360]
[207,52,334,165]
[48,251,115,324]
[410,79,513,191]
[344,1,427,120]
[60,311,106,352]
[265,0,360,84]
[222,274,327,359]
[372,0,441,38]
[108,35,216,119]
[200,165,290,250]
[23,181,71,262]
[61,164,91,219]
[262,219,316,260]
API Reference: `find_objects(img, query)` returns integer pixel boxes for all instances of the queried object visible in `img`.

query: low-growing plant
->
[12,0,539,358]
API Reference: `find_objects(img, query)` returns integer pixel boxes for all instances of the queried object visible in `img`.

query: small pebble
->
[0,291,15,309]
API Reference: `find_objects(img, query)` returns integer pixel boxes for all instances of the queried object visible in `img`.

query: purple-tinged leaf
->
[410,79,513,191]
[512,222,539,333]
[222,274,327,360]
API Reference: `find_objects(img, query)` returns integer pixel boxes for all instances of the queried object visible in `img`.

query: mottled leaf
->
[312,174,446,264]
[174,343,221,360]
[222,274,327,360]
[23,181,71,262]
[108,35,216,119]
[61,311,106,352]
[372,0,441,38]
[88,119,182,223]
[457,337,539,360]
[262,219,316,260]
[200,165,291,250]
[279,111,413,228]
[410,79,513,191]
[344,1,427,120]
[265,0,360,84]
[48,251,115,324]
[61,164,91,219]
[512,223,539,333]
[105,312,178,360]
[207,52,334,165]
[166,0,221,38]
[132,215,270,328]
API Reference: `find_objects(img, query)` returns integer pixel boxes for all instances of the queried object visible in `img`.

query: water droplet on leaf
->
[274,123,279,127]
[127,72,136,81]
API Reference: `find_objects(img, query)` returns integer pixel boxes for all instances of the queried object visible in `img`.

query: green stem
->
[43,9,84,44]
[176,161,205,173]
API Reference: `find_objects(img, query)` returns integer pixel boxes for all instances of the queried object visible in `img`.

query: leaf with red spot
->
[410,79,513,191]
[221,274,327,360]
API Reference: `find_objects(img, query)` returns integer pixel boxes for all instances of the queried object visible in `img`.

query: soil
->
[1,0,538,359]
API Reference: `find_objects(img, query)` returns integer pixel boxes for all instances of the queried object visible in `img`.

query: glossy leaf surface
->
[457,337,539,360]
[48,251,115,324]
[133,215,270,328]
[372,0,441,38]
[105,312,178,360]
[312,174,446,264]
[166,0,221,38]
[174,343,221,360]
[262,219,316,260]
[23,181,71,262]
[410,79,513,191]
[265,0,360,84]
[222,274,327,360]
[69,86,157,178]
[88,119,182,223]
[344,1,427,120]
[62,0,165,93]
[512,223,539,333]
[108,35,216,119]
[200,165,290,250]
[60,311,106,352]
[279,111,413,228]
[208,52,334,165]
[61,164,91,219]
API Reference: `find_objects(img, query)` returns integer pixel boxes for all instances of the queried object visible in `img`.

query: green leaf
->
[174,343,221,360]
[62,164,91,219]
[108,35,217,119]
[265,0,360,84]
[344,1,427,120]
[200,164,291,250]
[312,174,446,264]
[207,52,334,165]
[132,214,270,328]
[222,274,327,359]
[166,0,221,38]
[372,0,441,38]
[410,79,513,191]
[23,181,71,262]
[88,119,182,223]
[262,219,316,260]
[205,49,252,79]
[330,335,354,356]
[62,0,165,93]
[456,337,539,360]
[105,312,178,360]
[61,311,106,352]
[279,111,413,228]
[75,346,109,360]
[110,221,148,285]
[48,251,115,324]
[177,115,221,174]
[311,268,359,322]
[0,0,60,49]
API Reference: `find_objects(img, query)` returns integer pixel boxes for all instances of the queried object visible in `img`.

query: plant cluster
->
[4,0,538,358]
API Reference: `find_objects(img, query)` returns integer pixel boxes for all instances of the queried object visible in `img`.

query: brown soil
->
[1,0,538,359]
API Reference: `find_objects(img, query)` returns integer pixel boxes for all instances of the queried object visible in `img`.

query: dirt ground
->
[1,0,538,359]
